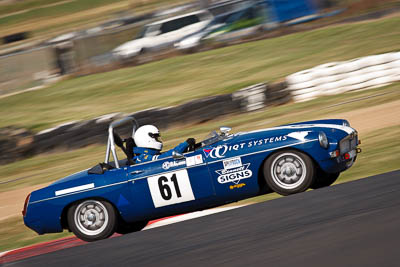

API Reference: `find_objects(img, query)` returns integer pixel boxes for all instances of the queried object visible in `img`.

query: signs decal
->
[215,163,252,184]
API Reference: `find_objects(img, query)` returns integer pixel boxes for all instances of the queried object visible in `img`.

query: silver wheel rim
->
[271,152,307,190]
[74,200,109,236]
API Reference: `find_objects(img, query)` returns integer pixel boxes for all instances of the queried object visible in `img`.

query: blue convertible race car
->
[23,117,360,241]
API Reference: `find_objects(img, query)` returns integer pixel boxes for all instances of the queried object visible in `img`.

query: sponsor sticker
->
[186,154,204,167]
[194,154,203,164]
[215,163,252,184]
[204,136,288,159]
[247,136,287,148]
[223,157,242,170]
[204,145,229,159]
[162,160,186,170]
[230,183,246,190]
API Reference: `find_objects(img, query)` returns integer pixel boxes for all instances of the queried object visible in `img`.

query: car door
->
[171,15,201,41]
[156,18,184,48]
[122,150,215,222]
[158,15,201,47]
[202,140,263,202]
[178,14,210,38]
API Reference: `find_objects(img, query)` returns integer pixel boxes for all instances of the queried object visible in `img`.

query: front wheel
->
[67,199,116,242]
[263,150,315,196]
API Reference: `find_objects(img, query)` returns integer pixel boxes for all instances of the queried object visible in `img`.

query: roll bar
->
[105,116,139,169]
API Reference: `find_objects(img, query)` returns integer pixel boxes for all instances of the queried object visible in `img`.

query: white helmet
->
[134,125,163,151]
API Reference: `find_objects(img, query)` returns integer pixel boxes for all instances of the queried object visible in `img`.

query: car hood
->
[231,119,355,143]
[113,38,148,56]
[50,169,89,186]
[281,119,350,128]
[29,170,91,203]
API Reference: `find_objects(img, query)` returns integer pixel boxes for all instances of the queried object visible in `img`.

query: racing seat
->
[88,136,137,175]
[125,137,136,160]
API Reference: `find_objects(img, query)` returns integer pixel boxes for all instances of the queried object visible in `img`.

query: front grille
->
[339,132,358,154]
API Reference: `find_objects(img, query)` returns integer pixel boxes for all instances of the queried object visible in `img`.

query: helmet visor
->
[149,132,162,143]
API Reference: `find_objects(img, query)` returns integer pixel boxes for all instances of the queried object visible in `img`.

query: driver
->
[133,125,195,163]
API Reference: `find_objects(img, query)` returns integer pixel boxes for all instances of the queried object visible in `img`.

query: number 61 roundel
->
[147,169,195,208]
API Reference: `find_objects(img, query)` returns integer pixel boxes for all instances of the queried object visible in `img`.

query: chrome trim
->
[31,139,317,204]
[339,132,358,155]
[126,151,197,168]
[127,163,208,182]
[318,131,328,149]
[129,139,318,182]
[30,180,128,205]
[207,139,318,165]
[130,170,144,175]
[220,126,232,136]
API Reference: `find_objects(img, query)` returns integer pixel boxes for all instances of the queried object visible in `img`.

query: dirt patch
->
[0,183,50,221]
[322,99,400,136]
[1,100,399,221]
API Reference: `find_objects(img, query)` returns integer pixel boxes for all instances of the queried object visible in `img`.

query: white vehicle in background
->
[174,12,232,51]
[175,1,270,51]
[112,10,213,59]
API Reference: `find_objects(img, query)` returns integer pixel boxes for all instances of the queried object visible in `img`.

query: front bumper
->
[336,131,360,165]
[23,201,64,235]
[320,132,360,173]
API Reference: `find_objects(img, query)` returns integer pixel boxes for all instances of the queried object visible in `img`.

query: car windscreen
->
[201,131,223,146]
[160,15,200,34]
[137,24,160,38]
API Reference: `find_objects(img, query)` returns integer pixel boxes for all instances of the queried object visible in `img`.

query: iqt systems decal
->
[216,157,252,184]
[203,135,287,159]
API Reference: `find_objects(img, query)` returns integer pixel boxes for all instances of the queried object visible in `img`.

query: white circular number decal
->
[147,169,195,208]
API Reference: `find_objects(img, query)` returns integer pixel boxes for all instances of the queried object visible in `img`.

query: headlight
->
[318,131,329,149]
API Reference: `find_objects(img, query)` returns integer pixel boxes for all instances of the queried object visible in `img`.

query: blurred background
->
[0,0,399,253]
[1,0,399,94]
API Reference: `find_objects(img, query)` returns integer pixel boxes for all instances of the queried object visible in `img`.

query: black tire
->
[67,199,116,242]
[263,150,315,196]
[311,170,340,189]
[115,219,148,235]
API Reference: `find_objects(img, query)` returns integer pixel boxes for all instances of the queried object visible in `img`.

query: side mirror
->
[172,151,184,159]
[147,30,161,37]
[220,126,231,136]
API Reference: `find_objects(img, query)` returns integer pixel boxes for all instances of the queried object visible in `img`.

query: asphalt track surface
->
[7,170,400,267]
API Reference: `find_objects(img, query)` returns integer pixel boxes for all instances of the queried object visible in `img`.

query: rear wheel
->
[311,170,340,189]
[67,199,116,242]
[263,150,315,196]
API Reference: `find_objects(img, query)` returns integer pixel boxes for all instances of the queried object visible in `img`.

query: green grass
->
[1,107,399,251]
[0,216,73,252]
[0,0,191,51]
[1,15,400,131]
[0,84,399,252]
[0,0,117,26]
[242,124,400,204]
[1,85,399,193]
[336,125,400,183]
[1,9,400,253]
[0,0,75,17]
